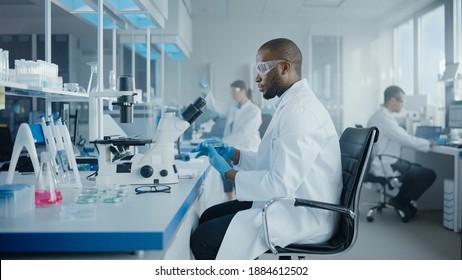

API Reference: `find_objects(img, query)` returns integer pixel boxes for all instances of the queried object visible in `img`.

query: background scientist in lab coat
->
[190,38,342,260]
[205,80,262,152]
[367,85,436,221]
[204,80,262,200]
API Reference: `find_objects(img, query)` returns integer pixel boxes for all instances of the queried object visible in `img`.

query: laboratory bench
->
[0,158,226,259]
[402,145,462,232]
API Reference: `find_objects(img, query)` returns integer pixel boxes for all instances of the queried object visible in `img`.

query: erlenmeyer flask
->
[35,151,62,206]
[86,62,98,93]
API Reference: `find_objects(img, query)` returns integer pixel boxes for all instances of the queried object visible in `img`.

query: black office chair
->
[365,155,413,223]
[261,127,379,259]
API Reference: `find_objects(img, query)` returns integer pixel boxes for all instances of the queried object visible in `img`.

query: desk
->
[0,159,224,259]
[402,145,461,232]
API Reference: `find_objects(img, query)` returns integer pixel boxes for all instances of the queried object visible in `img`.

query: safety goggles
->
[256,60,287,76]
[135,185,171,195]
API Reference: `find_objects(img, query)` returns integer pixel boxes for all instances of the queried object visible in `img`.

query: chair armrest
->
[262,197,356,254]
[294,198,356,219]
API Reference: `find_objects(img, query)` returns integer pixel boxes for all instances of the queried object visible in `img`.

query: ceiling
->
[190,0,438,22]
[0,0,439,22]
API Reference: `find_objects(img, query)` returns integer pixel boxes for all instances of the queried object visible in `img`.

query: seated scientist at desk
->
[367,85,437,220]
[189,38,342,260]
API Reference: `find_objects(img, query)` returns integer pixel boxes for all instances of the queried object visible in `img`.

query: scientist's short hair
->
[258,38,302,77]
[230,80,247,91]
[231,80,254,103]
[384,85,405,104]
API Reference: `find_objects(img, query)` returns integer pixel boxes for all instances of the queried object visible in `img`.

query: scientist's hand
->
[433,138,448,146]
[214,142,235,160]
[207,145,233,179]
[190,139,221,158]
[190,139,235,159]
[190,141,209,158]
[204,139,235,159]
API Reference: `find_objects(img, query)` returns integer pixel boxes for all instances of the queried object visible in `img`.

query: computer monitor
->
[448,101,462,129]
[0,125,13,162]
[415,126,442,141]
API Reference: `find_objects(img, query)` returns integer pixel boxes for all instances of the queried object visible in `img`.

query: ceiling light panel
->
[106,0,141,12]
[302,0,345,7]
[123,13,157,29]
[52,0,94,12]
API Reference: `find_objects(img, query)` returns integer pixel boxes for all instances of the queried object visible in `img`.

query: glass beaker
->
[35,151,62,206]
[109,69,116,91]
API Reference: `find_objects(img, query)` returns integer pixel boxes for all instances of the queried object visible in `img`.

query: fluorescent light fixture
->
[54,0,94,12]
[123,13,157,29]
[79,14,118,29]
[302,0,344,7]
[166,52,185,61]
[125,44,159,60]
[106,0,141,12]
[156,43,185,61]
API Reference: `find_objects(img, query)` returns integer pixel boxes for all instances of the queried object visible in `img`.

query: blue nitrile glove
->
[190,141,211,158]
[215,142,235,160]
[435,138,448,146]
[190,139,235,159]
[207,145,232,179]
[204,138,235,159]
[190,139,221,158]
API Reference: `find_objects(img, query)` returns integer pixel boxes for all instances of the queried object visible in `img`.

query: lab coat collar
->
[380,105,394,116]
[237,99,251,109]
[274,78,307,109]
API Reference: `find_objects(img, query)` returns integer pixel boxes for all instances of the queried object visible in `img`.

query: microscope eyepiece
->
[192,96,206,108]
[181,97,206,124]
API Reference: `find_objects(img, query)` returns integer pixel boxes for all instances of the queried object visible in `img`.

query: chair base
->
[366,201,409,223]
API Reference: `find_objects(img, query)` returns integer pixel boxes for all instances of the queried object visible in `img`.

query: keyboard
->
[446,142,462,148]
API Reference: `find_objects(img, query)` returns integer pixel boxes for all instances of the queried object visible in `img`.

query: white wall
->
[162,16,394,131]
[0,12,397,133]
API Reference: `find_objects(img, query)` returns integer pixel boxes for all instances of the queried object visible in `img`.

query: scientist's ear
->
[280,61,291,75]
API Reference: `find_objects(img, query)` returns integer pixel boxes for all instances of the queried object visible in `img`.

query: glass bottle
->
[35,151,62,206]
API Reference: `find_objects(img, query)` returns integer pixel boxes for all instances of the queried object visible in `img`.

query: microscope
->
[93,97,206,187]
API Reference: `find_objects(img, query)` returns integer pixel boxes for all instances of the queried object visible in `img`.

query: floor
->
[260,188,461,260]
[2,188,460,260]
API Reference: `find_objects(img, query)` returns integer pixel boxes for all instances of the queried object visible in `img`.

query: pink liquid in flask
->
[35,190,60,206]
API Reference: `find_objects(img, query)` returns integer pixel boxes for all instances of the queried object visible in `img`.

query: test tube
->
[0,49,3,81]
[3,50,9,81]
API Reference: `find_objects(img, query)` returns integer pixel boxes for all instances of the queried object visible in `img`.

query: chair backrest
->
[279,126,379,255]
[336,126,379,252]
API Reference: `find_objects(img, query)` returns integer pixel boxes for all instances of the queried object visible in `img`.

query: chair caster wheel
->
[367,216,374,222]
[401,217,409,223]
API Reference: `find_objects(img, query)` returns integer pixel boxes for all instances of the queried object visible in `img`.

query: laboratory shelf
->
[1,80,88,102]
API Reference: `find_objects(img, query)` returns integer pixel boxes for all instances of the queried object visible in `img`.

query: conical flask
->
[35,151,62,206]
[86,62,98,93]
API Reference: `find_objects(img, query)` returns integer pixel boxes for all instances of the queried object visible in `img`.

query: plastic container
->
[443,179,454,230]
[0,184,34,218]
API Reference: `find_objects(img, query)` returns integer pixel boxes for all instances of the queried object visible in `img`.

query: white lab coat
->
[215,79,342,260]
[205,93,262,152]
[367,106,430,177]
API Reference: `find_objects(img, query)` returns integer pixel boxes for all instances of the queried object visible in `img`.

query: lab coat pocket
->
[270,137,280,164]
[271,137,279,151]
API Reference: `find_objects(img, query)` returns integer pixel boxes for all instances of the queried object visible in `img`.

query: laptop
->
[415,126,442,141]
